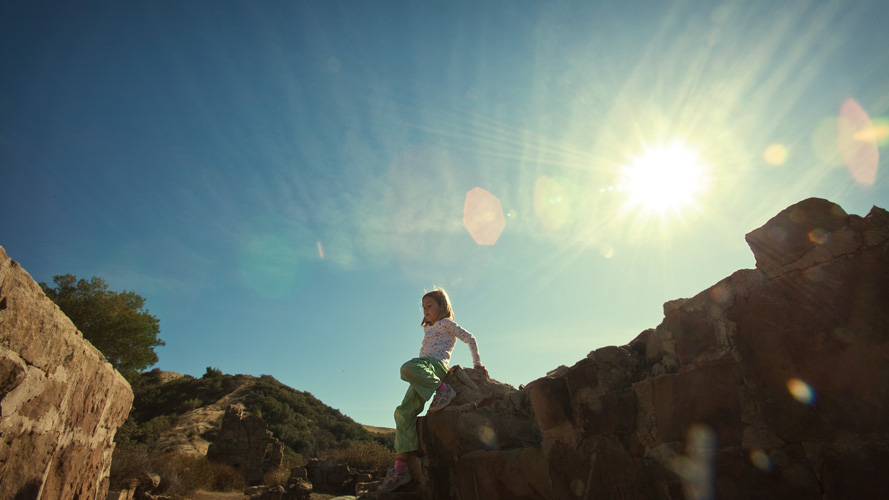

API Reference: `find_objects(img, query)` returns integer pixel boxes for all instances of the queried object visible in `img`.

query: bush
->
[177,398,203,413]
[110,447,246,495]
[110,447,153,490]
[263,454,307,488]
[244,375,379,457]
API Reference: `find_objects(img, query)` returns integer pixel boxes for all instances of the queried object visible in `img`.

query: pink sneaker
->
[378,466,412,492]
[429,384,456,412]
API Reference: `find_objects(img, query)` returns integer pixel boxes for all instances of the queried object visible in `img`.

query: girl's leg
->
[399,357,448,401]
[394,384,425,453]
[393,358,448,454]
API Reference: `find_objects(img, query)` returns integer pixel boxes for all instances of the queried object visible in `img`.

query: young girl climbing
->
[377,288,488,492]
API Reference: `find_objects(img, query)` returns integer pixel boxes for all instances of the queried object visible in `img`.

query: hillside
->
[117,367,394,458]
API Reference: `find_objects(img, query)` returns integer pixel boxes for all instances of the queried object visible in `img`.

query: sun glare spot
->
[787,378,816,405]
[478,425,498,448]
[463,187,505,245]
[763,144,789,166]
[533,176,580,230]
[838,99,879,186]
[570,479,585,497]
[808,228,830,245]
[619,141,711,217]
[750,449,772,471]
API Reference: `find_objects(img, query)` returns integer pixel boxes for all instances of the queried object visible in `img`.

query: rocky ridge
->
[406,198,889,499]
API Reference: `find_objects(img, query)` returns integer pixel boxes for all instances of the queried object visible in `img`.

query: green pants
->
[394,357,448,454]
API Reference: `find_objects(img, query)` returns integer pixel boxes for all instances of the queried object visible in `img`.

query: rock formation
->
[144,369,258,456]
[207,404,284,485]
[412,198,889,499]
[0,246,134,499]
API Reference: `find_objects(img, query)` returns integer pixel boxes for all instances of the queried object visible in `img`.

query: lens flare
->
[533,176,579,230]
[750,449,772,471]
[709,283,733,305]
[478,425,497,448]
[767,226,787,243]
[803,267,827,283]
[787,378,816,405]
[838,99,879,186]
[669,424,716,500]
[463,187,506,245]
[763,144,789,166]
[238,233,303,298]
[807,228,829,245]
[853,120,889,145]
[570,479,585,497]
[788,208,807,223]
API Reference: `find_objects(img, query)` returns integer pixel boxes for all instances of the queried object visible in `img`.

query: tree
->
[40,274,164,381]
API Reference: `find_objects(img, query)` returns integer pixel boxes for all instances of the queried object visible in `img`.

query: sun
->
[618,140,711,217]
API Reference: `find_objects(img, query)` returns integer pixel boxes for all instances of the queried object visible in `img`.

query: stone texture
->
[305,458,365,494]
[0,245,134,500]
[411,199,889,499]
[207,404,284,485]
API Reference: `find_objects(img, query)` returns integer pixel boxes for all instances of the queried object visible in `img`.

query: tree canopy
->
[40,274,164,381]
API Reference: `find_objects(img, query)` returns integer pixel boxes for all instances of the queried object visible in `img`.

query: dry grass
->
[321,441,394,472]
[362,425,395,434]
[111,447,246,497]
[185,492,338,500]
[187,493,246,500]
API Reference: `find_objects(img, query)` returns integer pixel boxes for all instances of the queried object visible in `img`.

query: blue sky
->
[2,0,887,428]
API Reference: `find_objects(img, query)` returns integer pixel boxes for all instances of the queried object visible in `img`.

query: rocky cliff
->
[0,246,134,500]
[413,198,889,500]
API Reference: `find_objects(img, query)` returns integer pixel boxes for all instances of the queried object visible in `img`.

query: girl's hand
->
[476,365,489,378]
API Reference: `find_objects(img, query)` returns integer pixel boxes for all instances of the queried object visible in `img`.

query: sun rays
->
[618,140,712,220]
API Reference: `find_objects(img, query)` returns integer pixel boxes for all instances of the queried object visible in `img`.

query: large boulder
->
[207,404,284,485]
[413,199,889,499]
[0,246,134,499]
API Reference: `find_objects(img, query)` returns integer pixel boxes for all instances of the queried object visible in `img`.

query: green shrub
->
[177,398,203,413]
[244,375,379,457]
[118,370,389,471]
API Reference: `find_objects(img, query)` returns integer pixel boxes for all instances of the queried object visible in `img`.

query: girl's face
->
[422,296,443,324]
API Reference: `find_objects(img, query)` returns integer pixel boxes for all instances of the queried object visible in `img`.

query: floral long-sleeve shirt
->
[418,318,482,369]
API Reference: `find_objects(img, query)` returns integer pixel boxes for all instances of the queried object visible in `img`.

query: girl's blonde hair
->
[421,288,455,326]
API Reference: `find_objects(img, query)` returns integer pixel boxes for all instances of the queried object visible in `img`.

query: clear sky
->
[2,0,887,428]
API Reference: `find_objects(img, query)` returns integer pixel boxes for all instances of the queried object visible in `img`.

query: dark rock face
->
[0,246,134,500]
[207,404,284,485]
[414,199,889,499]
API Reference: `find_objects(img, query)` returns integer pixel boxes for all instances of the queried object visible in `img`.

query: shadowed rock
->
[207,404,284,485]
[411,199,889,500]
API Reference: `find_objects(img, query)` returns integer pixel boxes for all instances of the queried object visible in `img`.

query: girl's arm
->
[443,319,483,369]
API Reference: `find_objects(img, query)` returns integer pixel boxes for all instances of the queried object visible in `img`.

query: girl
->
[377,288,488,492]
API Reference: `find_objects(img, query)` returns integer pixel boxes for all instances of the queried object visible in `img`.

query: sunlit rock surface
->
[0,246,134,500]
[414,198,889,499]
